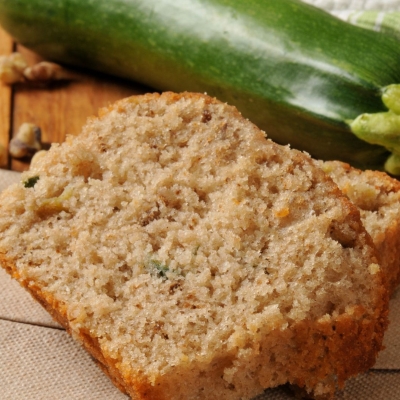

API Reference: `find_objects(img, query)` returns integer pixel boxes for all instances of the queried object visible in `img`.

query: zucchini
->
[1,0,400,171]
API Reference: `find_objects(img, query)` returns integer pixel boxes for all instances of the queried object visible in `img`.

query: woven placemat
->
[0,319,128,400]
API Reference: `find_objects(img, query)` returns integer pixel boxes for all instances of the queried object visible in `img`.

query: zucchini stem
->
[384,153,400,176]
[349,84,400,175]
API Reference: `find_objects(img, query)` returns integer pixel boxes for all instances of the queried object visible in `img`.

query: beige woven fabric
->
[0,320,128,400]
[375,288,400,370]
[0,268,60,328]
[0,168,399,399]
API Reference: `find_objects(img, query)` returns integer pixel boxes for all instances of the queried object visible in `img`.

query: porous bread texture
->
[0,92,388,400]
[321,160,400,297]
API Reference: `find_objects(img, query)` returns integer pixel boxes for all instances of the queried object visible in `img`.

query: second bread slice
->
[321,160,400,297]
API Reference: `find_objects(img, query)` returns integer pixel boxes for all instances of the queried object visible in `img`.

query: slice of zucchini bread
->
[321,160,400,297]
[0,92,388,400]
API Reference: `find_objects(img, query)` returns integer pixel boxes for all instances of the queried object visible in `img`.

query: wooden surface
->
[0,27,149,172]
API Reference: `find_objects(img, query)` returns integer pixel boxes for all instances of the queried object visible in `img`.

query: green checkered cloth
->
[346,11,400,39]
[303,0,400,40]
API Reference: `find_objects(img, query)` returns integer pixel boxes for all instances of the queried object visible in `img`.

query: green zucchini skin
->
[0,0,398,169]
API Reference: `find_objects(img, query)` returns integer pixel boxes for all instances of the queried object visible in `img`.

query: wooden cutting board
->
[0,27,149,173]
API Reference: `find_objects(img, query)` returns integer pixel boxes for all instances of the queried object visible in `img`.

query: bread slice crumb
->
[0,92,388,399]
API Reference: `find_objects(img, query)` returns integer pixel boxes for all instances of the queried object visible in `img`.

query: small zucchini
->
[1,0,400,172]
